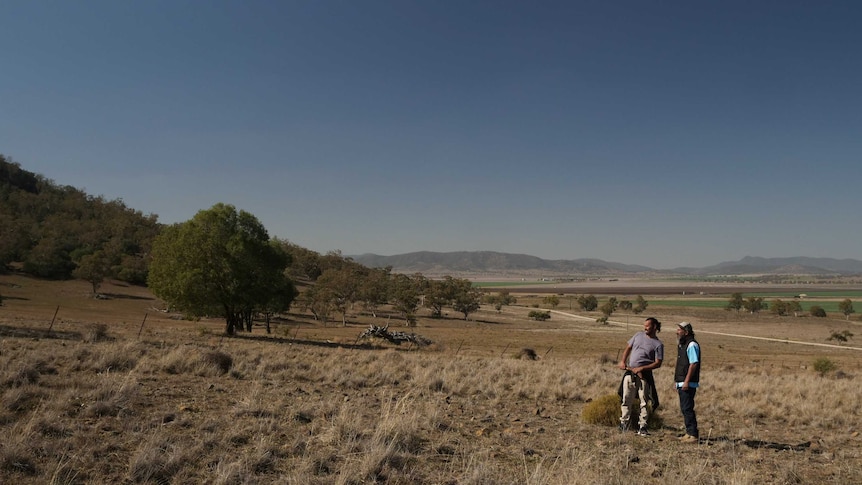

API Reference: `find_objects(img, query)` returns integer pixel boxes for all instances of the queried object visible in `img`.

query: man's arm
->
[681,362,698,390]
[618,344,632,370]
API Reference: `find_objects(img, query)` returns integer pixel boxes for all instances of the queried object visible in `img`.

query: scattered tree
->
[358,267,391,318]
[425,276,457,318]
[788,300,803,317]
[451,278,483,320]
[726,292,743,312]
[633,295,648,314]
[838,299,855,320]
[543,295,560,308]
[598,297,618,323]
[577,294,598,311]
[743,296,765,314]
[391,273,421,326]
[316,264,363,326]
[485,290,516,312]
[770,299,788,316]
[73,250,111,297]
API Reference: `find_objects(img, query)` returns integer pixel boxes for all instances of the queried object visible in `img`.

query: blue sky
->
[2,1,861,269]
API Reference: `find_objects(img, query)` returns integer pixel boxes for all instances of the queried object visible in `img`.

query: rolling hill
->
[351,251,862,276]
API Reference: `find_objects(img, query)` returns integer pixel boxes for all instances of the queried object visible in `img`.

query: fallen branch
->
[358,325,432,347]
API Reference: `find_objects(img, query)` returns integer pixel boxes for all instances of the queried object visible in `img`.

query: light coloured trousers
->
[620,373,650,429]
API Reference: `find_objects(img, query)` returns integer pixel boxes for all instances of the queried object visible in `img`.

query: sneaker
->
[678,434,698,443]
[636,427,650,436]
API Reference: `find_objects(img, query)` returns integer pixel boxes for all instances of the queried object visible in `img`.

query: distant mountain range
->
[350,252,862,276]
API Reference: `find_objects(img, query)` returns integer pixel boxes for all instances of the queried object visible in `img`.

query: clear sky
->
[3,1,861,269]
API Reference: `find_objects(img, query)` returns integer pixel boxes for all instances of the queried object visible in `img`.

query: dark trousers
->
[678,387,698,437]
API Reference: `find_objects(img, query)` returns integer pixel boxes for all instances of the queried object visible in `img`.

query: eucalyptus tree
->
[316,262,365,326]
[451,278,483,320]
[726,293,744,313]
[148,204,293,335]
[358,266,391,318]
[425,276,458,318]
[577,294,598,311]
[391,273,424,326]
[839,299,855,320]
[633,295,648,314]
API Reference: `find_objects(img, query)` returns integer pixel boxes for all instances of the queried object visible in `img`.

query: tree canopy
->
[1,154,160,282]
[147,204,295,335]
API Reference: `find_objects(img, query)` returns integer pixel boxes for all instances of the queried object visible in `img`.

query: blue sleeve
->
[686,342,700,364]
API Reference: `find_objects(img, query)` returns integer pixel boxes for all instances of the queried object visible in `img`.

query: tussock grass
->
[1,276,861,483]
[1,334,860,483]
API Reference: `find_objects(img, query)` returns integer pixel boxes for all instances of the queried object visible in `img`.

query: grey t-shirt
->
[627,331,664,368]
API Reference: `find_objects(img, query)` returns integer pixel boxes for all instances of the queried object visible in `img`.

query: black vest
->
[675,336,700,383]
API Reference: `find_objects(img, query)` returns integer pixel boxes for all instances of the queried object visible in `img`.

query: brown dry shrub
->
[84,323,111,343]
[201,350,233,375]
[516,348,538,360]
[6,364,41,387]
[0,446,36,476]
[93,349,138,373]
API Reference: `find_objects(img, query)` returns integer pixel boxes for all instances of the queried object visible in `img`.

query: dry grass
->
[1,274,861,483]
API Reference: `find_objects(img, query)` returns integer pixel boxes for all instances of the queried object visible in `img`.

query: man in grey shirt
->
[618,317,664,435]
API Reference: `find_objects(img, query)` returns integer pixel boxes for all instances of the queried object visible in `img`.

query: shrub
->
[582,393,664,430]
[201,350,233,374]
[809,306,827,318]
[582,393,620,426]
[85,323,110,343]
[827,330,853,342]
[528,310,550,321]
[812,357,836,376]
[516,348,538,360]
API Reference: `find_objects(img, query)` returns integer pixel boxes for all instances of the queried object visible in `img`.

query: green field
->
[653,299,853,312]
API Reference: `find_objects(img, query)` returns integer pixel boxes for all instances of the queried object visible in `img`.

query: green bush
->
[809,306,827,318]
[528,310,551,321]
[812,357,836,376]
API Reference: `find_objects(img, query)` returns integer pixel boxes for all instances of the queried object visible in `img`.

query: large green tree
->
[147,204,293,335]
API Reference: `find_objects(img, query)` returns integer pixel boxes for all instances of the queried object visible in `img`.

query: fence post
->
[138,313,148,338]
[47,306,60,335]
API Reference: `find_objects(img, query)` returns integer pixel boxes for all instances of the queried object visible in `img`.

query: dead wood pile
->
[358,325,432,347]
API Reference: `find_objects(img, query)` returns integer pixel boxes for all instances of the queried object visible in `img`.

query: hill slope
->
[352,251,862,276]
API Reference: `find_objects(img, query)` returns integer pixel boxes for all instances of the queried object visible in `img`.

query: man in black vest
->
[675,322,700,443]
